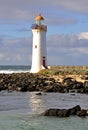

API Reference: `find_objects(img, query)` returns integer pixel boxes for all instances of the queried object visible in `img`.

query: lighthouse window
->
[35,45,37,48]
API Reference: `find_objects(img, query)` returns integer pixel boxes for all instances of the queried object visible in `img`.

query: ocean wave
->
[0,65,31,74]
[0,70,30,74]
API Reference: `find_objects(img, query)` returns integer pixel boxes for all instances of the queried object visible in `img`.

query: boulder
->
[68,105,81,115]
[36,92,42,95]
[42,105,82,117]
[84,81,88,88]
[77,110,86,117]
[42,108,70,117]
[42,109,59,116]
[0,73,88,94]
[57,109,70,117]
[62,77,76,86]
[86,110,88,116]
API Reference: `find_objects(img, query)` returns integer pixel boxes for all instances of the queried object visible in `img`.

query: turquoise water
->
[0,113,88,130]
[0,92,88,130]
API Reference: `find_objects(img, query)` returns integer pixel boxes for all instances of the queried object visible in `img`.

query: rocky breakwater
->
[42,105,88,117]
[61,77,88,94]
[0,73,88,93]
[0,73,61,92]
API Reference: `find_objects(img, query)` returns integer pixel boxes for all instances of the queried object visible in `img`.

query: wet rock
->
[42,105,82,117]
[57,109,70,117]
[86,110,88,116]
[68,105,81,115]
[42,108,70,117]
[42,109,59,116]
[36,92,42,95]
[77,110,87,117]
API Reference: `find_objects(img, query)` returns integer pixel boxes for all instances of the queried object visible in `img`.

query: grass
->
[39,66,88,76]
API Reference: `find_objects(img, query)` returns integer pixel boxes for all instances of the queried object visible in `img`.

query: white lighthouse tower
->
[30,13,47,73]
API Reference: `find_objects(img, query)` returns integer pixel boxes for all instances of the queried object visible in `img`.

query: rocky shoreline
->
[0,73,88,93]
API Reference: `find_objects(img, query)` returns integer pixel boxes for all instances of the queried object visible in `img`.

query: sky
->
[0,0,88,66]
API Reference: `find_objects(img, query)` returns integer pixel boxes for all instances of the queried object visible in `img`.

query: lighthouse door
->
[42,57,46,67]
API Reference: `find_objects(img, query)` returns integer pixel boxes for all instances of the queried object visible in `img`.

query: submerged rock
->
[68,105,81,115]
[77,110,87,117]
[42,105,88,117]
[36,92,42,95]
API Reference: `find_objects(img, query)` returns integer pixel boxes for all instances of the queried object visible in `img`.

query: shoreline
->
[0,72,88,94]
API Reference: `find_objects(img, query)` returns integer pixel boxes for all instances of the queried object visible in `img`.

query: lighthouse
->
[30,13,47,73]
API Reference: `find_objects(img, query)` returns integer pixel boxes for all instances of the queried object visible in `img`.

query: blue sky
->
[0,0,88,65]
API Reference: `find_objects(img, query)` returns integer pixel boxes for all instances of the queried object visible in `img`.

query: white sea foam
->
[0,65,31,74]
[0,70,30,74]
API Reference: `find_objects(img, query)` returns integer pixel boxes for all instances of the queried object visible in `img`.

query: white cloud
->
[0,0,88,65]
[47,32,88,65]
[47,33,88,48]
[46,0,88,14]
[0,37,32,65]
[76,48,88,54]
[0,32,88,65]
[78,32,88,40]
[0,0,88,23]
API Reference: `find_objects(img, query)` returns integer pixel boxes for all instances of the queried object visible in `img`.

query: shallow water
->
[0,91,88,130]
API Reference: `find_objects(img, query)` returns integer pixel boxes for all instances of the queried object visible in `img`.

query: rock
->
[36,92,42,95]
[68,105,81,115]
[42,105,82,117]
[84,81,88,88]
[0,73,87,94]
[62,77,76,86]
[72,82,83,89]
[83,81,88,94]
[41,109,58,116]
[86,110,88,116]
[57,109,70,117]
[42,108,70,117]
[77,110,86,117]
[82,75,88,80]
[48,109,59,116]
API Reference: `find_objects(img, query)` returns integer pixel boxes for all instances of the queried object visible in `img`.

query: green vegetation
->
[39,66,88,76]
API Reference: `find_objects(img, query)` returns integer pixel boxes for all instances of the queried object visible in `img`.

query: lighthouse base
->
[30,65,47,73]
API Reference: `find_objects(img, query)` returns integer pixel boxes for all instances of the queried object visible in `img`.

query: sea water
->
[0,66,88,130]
[0,91,88,130]
[0,65,30,74]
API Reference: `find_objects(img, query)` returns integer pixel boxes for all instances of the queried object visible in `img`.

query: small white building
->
[30,13,47,73]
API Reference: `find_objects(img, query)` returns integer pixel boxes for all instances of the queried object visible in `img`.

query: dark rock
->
[77,110,86,117]
[57,109,70,117]
[72,82,83,89]
[0,73,88,94]
[62,77,76,86]
[86,110,88,116]
[41,109,59,116]
[42,108,70,117]
[84,81,88,88]
[68,105,81,115]
[42,105,82,117]
[36,92,42,95]
[48,109,59,116]
[82,75,88,80]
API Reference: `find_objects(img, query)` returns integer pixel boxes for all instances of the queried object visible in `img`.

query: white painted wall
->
[30,29,47,73]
